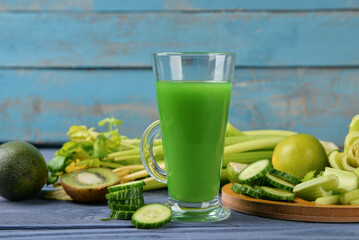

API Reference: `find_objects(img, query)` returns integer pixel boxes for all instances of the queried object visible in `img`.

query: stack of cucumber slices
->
[105,180,172,229]
[106,180,146,220]
[231,159,301,201]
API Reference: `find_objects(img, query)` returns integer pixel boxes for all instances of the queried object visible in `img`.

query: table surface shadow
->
[0,149,358,240]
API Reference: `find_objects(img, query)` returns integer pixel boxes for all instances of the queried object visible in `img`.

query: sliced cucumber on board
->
[238,159,272,184]
[264,173,295,191]
[231,183,243,194]
[270,169,301,185]
[259,186,295,201]
[241,184,261,199]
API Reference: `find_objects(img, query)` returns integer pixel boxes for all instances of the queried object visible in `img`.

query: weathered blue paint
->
[0,1,358,145]
[1,12,359,67]
[0,68,358,145]
[1,0,359,11]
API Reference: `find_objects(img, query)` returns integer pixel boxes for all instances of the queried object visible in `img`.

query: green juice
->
[155,81,232,203]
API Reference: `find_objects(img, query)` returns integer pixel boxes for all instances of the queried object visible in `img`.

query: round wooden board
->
[221,183,359,222]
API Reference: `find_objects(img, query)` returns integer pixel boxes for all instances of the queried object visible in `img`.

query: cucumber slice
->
[253,185,268,199]
[131,203,172,229]
[259,186,295,201]
[107,197,144,206]
[107,180,145,193]
[110,210,135,220]
[241,184,260,199]
[231,183,243,194]
[264,173,294,191]
[238,159,272,184]
[270,169,301,185]
[108,202,144,211]
[106,188,143,200]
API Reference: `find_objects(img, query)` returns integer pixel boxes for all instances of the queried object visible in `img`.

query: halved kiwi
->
[60,168,121,203]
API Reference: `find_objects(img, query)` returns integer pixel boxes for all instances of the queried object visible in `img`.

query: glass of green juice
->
[140,52,236,222]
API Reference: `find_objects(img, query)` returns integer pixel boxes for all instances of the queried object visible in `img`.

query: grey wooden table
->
[0,149,358,240]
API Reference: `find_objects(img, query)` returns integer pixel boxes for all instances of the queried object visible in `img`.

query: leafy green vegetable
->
[47,117,128,184]
[47,156,67,172]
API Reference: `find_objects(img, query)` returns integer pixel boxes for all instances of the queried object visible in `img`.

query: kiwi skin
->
[60,168,121,203]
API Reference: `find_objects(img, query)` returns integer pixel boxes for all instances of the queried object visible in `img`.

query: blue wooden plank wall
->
[0,0,359,145]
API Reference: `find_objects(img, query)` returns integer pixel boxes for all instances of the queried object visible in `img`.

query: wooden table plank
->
[1,149,359,239]
[1,0,359,12]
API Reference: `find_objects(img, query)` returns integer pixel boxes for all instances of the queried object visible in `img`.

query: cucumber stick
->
[131,203,172,229]
[238,159,272,184]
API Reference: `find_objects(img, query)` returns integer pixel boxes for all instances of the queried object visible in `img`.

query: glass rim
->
[153,52,236,57]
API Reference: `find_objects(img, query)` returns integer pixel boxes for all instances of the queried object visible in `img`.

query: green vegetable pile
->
[292,114,359,205]
[230,159,299,201]
[328,114,359,172]
[229,114,359,206]
[46,117,298,201]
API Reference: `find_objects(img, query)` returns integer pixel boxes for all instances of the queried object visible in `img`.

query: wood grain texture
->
[1,11,359,67]
[1,0,359,12]
[222,183,359,222]
[2,150,359,240]
[0,68,357,144]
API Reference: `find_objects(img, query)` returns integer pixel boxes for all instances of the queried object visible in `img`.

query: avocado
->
[0,141,48,201]
[60,168,121,203]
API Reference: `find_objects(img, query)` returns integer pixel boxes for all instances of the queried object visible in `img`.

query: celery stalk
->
[293,174,339,193]
[323,167,358,192]
[143,177,167,191]
[297,186,333,201]
[226,122,246,136]
[223,151,273,166]
[224,137,284,156]
[315,195,340,205]
[225,136,283,146]
[243,130,297,136]
[340,189,359,205]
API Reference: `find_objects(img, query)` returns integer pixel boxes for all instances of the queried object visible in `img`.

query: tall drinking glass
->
[140,52,235,222]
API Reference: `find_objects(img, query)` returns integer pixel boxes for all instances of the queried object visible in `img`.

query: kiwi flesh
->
[60,168,121,203]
